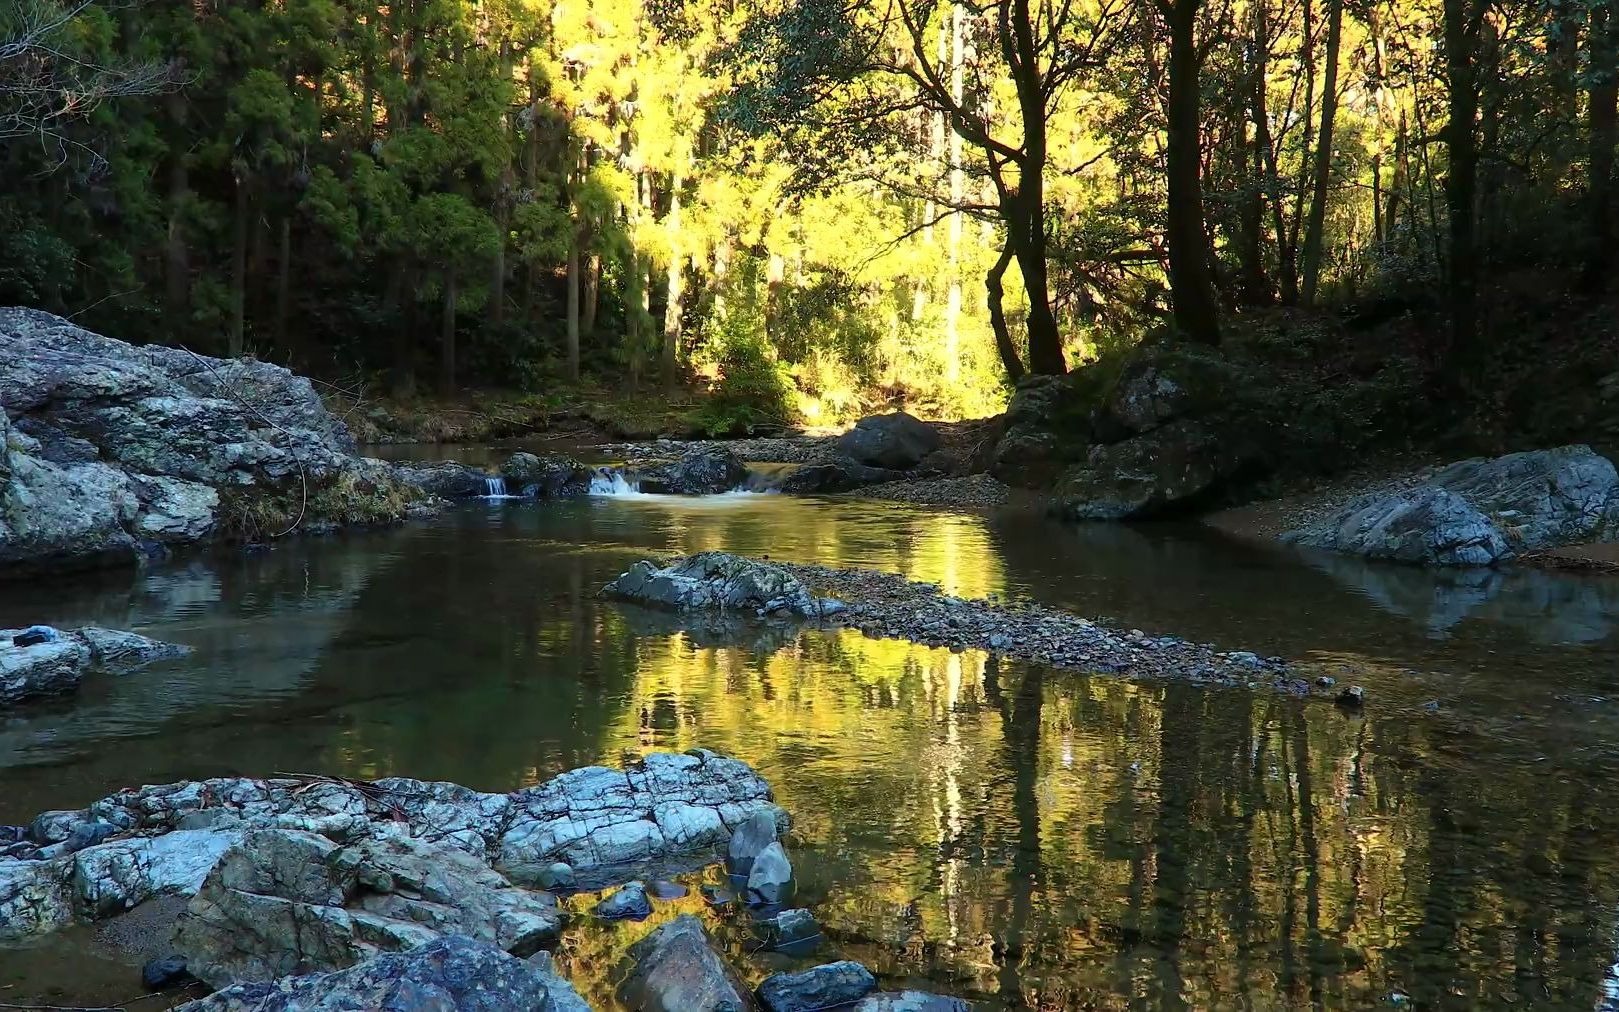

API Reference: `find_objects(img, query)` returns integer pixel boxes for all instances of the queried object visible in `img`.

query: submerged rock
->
[1286,445,1619,566]
[620,914,752,1012]
[0,625,187,706]
[852,992,973,1011]
[757,960,878,1012]
[837,412,941,470]
[177,934,589,1012]
[142,955,195,991]
[755,907,821,952]
[605,551,845,619]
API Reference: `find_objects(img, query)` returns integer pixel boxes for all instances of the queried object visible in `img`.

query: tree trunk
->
[1005,0,1066,373]
[945,2,965,381]
[1300,0,1344,305]
[164,91,190,334]
[663,175,684,389]
[1443,0,1480,370]
[986,245,1026,382]
[1164,0,1223,344]
[441,271,457,393]
[566,235,581,382]
[1584,0,1617,290]
[582,253,599,335]
[274,214,292,354]
[230,171,249,357]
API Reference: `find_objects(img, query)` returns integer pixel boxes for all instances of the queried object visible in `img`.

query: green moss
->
[218,468,428,544]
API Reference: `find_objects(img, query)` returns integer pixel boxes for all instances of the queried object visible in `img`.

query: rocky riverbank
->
[0,309,445,576]
[0,751,974,1010]
[605,552,1357,702]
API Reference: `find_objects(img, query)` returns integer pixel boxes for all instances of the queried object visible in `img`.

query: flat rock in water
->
[620,914,752,1012]
[175,934,589,1012]
[757,960,878,1012]
[0,625,187,706]
[604,551,844,619]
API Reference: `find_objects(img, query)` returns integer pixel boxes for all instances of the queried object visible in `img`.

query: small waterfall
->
[588,467,640,496]
[483,475,507,497]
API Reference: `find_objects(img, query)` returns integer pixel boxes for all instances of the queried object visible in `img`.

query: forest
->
[1,0,1615,433]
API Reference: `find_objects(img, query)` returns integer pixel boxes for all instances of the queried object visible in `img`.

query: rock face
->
[174,828,563,987]
[0,308,417,574]
[637,446,749,494]
[990,374,1094,489]
[745,841,795,906]
[837,412,941,470]
[1286,446,1619,566]
[177,934,589,1012]
[605,552,846,619]
[620,914,752,1012]
[725,808,779,876]
[0,750,780,945]
[501,452,590,496]
[0,625,188,706]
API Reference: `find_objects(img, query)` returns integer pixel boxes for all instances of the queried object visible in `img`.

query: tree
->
[1158,0,1223,343]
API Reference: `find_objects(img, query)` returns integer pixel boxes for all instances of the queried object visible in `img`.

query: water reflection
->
[2,495,1619,1009]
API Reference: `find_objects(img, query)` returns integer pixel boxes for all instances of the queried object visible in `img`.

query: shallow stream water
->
[5,450,1619,1010]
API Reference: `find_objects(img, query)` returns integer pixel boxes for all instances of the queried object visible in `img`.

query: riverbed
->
[5,447,1619,1010]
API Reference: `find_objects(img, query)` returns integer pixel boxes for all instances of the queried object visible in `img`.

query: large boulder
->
[1096,343,1238,440]
[0,308,414,573]
[173,828,562,987]
[177,934,590,1012]
[1,625,188,706]
[989,374,1096,489]
[620,914,752,1012]
[637,446,748,494]
[778,458,909,495]
[501,452,590,496]
[837,412,941,470]
[1053,420,1254,520]
[495,749,785,889]
[604,552,845,619]
[757,961,877,1012]
[390,460,493,499]
[1285,445,1619,566]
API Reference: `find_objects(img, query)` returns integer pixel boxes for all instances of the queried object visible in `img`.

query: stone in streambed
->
[620,914,751,1012]
[746,841,794,906]
[726,807,778,876]
[142,955,195,991]
[594,880,652,921]
[755,907,821,954]
[757,961,878,1012]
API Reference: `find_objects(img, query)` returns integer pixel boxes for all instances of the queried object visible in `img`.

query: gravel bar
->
[775,560,1357,703]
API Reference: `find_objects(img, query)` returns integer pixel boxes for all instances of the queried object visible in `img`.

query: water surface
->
[4,478,1619,1010]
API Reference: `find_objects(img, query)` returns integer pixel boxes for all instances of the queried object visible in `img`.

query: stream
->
[5,443,1619,1009]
